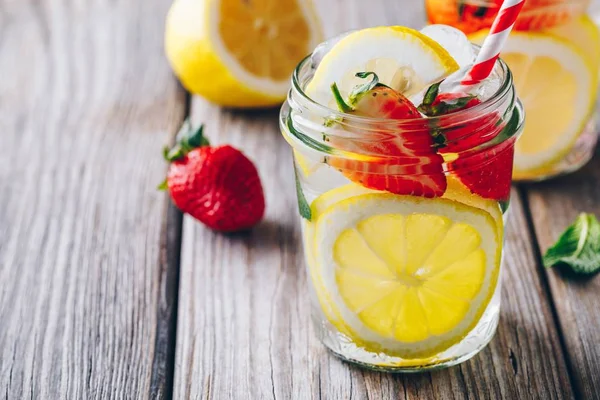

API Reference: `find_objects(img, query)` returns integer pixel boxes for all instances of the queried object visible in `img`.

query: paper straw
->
[461,0,526,85]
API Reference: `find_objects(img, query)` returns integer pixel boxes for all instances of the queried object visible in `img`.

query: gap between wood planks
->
[149,92,190,400]
[516,186,578,399]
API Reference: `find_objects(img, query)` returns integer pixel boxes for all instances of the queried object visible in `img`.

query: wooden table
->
[1,0,599,398]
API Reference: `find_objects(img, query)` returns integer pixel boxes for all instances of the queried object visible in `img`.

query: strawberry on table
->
[328,72,447,197]
[160,120,265,232]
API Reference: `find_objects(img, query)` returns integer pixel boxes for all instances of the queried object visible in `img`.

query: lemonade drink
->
[426,0,600,180]
[280,26,524,371]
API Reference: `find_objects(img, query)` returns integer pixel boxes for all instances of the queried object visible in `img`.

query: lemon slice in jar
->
[469,30,598,179]
[305,189,501,359]
[306,26,460,107]
[165,0,322,107]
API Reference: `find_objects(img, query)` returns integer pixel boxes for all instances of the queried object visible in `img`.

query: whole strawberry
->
[160,120,265,232]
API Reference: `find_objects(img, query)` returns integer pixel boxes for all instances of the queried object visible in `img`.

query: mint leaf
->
[543,213,600,275]
[294,164,312,221]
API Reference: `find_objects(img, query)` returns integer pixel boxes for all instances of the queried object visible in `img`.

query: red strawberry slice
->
[418,83,503,153]
[418,81,515,201]
[449,137,516,201]
[328,72,446,197]
[426,0,502,35]
[514,0,585,31]
[427,0,581,34]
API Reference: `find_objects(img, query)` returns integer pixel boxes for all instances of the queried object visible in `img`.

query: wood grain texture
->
[172,2,574,398]
[0,0,185,398]
[524,151,600,400]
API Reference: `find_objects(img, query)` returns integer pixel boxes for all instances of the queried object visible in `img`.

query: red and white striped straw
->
[461,0,526,85]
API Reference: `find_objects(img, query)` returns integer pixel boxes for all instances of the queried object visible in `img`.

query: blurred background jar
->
[425,0,600,181]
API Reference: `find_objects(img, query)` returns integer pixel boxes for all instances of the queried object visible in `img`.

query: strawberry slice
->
[427,0,580,34]
[426,0,502,35]
[449,136,516,201]
[417,81,503,153]
[327,72,446,197]
[418,80,515,201]
[514,0,584,31]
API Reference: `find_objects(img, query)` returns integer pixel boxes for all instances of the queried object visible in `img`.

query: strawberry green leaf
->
[294,164,312,221]
[349,71,381,102]
[431,129,447,147]
[157,179,168,191]
[165,119,210,162]
[186,124,210,148]
[419,94,475,117]
[543,213,600,275]
[330,83,353,113]
[421,81,442,107]
[473,6,488,17]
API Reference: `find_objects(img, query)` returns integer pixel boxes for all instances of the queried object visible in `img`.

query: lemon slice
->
[307,191,500,358]
[306,26,460,108]
[469,30,598,179]
[302,181,503,345]
[302,184,374,335]
[165,0,322,107]
[444,177,504,240]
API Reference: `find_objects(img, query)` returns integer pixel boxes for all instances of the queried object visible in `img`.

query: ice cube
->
[420,25,476,68]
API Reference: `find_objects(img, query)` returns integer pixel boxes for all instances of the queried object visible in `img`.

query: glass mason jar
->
[426,0,600,181]
[280,53,524,371]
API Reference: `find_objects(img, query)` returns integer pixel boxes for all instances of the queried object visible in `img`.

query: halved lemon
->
[469,30,598,179]
[165,0,322,107]
[549,15,600,71]
[304,187,501,358]
[306,26,460,107]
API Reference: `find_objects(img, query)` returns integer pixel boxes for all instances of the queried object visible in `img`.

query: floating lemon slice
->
[302,183,502,359]
[444,177,504,240]
[312,194,501,358]
[469,30,598,179]
[165,0,322,107]
[306,26,459,107]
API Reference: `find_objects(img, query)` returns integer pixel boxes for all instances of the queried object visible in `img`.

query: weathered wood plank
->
[0,0,185,398]
[172,0,574,398]
[524,152,600,400]
[172,107,575,400]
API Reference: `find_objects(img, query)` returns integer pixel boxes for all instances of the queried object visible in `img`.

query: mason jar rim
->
[289,48,514,128]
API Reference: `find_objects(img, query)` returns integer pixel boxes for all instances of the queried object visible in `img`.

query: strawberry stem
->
[164,119,210,162]
[330,83,353,113]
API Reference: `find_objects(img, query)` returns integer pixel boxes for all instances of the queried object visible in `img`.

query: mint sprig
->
[543,213,600,275]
